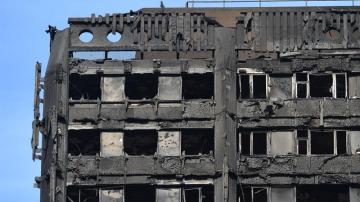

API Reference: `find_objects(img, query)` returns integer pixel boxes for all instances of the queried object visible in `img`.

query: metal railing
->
[185,0,359,7]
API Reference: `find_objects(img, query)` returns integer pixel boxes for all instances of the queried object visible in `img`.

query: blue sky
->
[0,0,357,201]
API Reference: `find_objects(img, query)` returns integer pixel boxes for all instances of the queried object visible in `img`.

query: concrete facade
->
[32,6,360,202]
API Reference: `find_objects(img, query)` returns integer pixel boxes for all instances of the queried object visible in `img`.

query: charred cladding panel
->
[33,6,360,202]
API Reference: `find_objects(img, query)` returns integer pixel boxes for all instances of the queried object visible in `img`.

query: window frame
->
[238,131,269,155]
[238,73,269,99]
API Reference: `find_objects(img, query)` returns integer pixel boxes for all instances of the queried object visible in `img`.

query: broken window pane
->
[241,132,251,155]
[124,130,157,156]
[253,132,267,155]
[238,187,251,202]
[125,185,155,202]
[336,74,346,98]
[101,77,125,102]
[158,131,181,156]
[181,129,214,155]
[297,185,349,202]
[337,131,347,155]
[253,188,267,202]
[156,188,181,202]
[158,76,182,100]
[240,75,250,99]
[68,130,100,156]
[69,74,101,100]
[100,189,124,202]
[100,132,124,157]
[271,188,295,202]
[182,73,214,99]
[309,74,333,98]
[253,75,267,99]
[125,74,158,99]
[311,131,334,154]
[270,131,294,156]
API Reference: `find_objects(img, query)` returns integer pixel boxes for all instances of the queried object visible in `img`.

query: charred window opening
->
[297,130,308,155]
[182,73,214,99]
[311,131,334,154]
[297,185,349,202]
[125,74,158,100]
[295,72,347,98]
[240,132,267,155]
[66,188,98,202]
[68,130,100,156]
[125,185,155,202]
[181,129,214,155]
[124,130,157,156]
[238,74,267,99]
[237,187,268,202]
[337,131,347,155]
[69,74,101,100]
[310,74,333,97]
[183,186,214,202]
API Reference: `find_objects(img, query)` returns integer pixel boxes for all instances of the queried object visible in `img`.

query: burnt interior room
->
[297,185,349,202]
[184,186,214,202]
[238,74,267,99]
[125,74,158,99]
[66,188,98,202]
[123,130,158,156]
[182,73,214,99]
[181,129,214,155]
[125,185,156,202]
[240,131,267,155]
[69,74,101,100]
[309,74,333,97]
[68,130,100,156]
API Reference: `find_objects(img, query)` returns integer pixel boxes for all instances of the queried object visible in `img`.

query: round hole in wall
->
[107,31,121,43]
[79,31,93,43]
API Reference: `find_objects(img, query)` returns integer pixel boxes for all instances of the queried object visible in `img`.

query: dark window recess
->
[69,74,101,100]
[253,188,268,202]
[66,188,98,202]
[125,185,155,202]
[182,73,214,99]
[253,75,267,99]
[296,73,308,82]
[237,187,252,202]
[336,74,346,98]
[311,131,334,154]
[297,130,308,155]
[241,132,251,155]
[124,130,157,155]
[68,130,100,156]
[298,140,308,155]
[337,131,347,154]
[297,83,307,98]
[182,129,214,155]
[125,74,158,99]
[309,74,333,97]
[253,132,267,155]
[239,75,250,99]
[183,186,214,202]
[297,185,349,202]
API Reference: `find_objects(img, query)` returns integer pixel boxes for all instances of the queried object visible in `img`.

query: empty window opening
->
[72,51,106,60]
[66,188,98,202]
[182,73,214,99]
[237,187,268,202]
[69,74,101,100]
[240,132,267,155]
[107,31,121,43]
[309,74,333,97]
[336,74,347,98]
[238,74,267,99]
[124,130,157,156]
[100,189,124,202]
[337,131,347,154]
[297,130,308,155]
[68,130,100,156]
[297,185,349,202]
[181,129,214,155]
[311,131,334,154]
[107,51,137,60]
[79,31,93,43]
[125,74,158,100]
[183,186,214,202]
[125,185,155,202]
